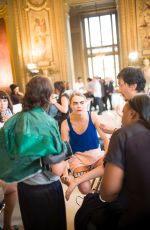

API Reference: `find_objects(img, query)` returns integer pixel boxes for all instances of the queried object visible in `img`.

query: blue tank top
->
[67,112,99,153]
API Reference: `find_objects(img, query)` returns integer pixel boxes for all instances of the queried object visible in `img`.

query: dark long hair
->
[22,75,53,111]
[0,91,13,113]
[54,81,65,96]
[128,94,150,129]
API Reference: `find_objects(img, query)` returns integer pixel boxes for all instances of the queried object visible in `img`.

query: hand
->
[1,114,11,123]
[65,177,77,201]
[61,175,71,186]
[18,91,24,97]
[50,97,57,105]
[100,123,115,134]
[115,105,123,117]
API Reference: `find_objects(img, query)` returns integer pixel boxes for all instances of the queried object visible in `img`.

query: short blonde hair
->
[69,91,86,103]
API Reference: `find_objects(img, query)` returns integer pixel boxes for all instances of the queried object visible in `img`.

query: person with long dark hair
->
[9,84,24,105]
[50,81,69,129]
[0,91,18,230]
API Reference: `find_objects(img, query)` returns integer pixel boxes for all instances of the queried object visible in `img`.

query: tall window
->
[83,13,119,84]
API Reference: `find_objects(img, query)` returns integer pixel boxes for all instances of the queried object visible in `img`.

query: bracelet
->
[99,194,106,202]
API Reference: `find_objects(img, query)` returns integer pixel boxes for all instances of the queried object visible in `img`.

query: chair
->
[91,177,102,193]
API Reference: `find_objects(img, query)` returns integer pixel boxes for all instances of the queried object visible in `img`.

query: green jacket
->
[0,107,66,183]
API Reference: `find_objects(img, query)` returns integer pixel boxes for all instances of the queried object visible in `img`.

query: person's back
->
[102,94,150,228]
[112,122,150,227]
[1,76,67,230]
[75,94,150,229]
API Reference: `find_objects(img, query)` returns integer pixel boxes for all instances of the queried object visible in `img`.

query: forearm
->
[103,138,109,152]
[55,102,68,113]
[74,165,104,187]
[51,161,67,176]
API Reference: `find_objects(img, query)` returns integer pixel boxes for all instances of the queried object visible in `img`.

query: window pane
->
[91,47,113,56]
[84,13,119,85]
[99,47,113,53]
[104,55,115,80]
[114,46,118,52]
[89,17,101,47]
[115,55,119,76]
[112,14,117,44]
[87,49,92,55]
[88,58,93,78]
[92,48,101,55]
[92,56,104,77]
[100,15,112,45]
[84,18,90,48]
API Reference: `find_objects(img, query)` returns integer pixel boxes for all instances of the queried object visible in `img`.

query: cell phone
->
[0,110,10,122]
[0,112,6,122]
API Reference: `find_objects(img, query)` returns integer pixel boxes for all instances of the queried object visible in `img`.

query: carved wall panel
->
[25,0,54,67]
[11,0,71,84]
[136,0,150,57]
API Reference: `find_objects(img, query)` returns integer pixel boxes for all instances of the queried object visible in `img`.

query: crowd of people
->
[0,66,150,230]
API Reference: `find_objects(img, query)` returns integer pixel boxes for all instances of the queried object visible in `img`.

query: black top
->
[54,93,69,129]
[104,82,114,95]
[105,122,150,227]
[10,94,20,105]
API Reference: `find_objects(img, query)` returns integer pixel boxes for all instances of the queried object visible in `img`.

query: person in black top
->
[9,84,24,105]
[50,81,69,130]
[75,94,150,229]
[104,78,114,110]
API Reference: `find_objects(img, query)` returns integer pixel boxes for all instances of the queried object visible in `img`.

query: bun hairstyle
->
[10,84,18,92]
[128,94,150,129]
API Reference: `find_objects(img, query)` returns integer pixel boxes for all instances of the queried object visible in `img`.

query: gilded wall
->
[0,0,74,91]
[0,0,150,90]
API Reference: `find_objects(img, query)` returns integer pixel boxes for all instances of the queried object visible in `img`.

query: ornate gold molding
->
[0,4,16,85]
[28,0,46,7]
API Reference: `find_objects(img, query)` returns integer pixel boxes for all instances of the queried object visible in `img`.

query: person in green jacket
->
[0,76,68,230]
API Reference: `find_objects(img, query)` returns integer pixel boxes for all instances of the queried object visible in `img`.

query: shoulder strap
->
[67,117,73,131]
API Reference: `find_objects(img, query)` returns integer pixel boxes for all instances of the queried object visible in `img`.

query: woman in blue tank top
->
[61,92,109,200]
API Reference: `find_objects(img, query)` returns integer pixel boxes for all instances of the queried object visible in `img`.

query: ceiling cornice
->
[65,0,116,15]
